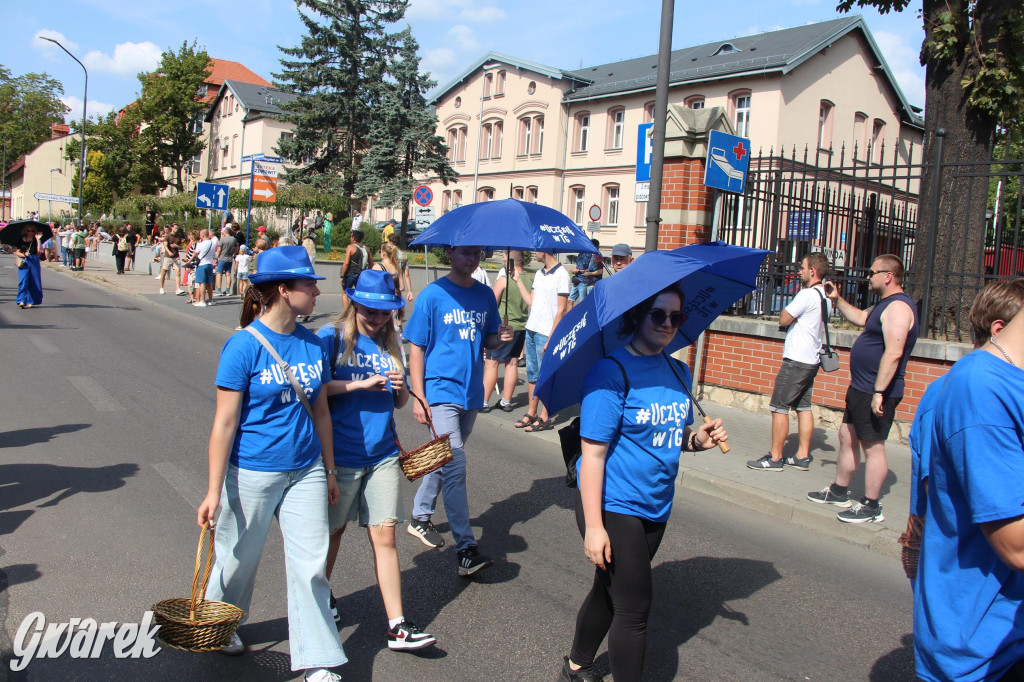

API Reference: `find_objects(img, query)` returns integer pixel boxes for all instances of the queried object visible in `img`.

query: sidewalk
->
[45,250,908,560]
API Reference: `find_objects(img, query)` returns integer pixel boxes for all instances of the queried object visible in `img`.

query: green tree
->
[0,66,70,163]
[838,0,1024,336]
[71,149,114,212]
[274,0,409,201]
[356,29,457,246]
[66,107,164,199]
[136,41,212,193]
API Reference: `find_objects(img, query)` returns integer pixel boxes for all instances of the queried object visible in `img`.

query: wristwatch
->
[324,468,337,476]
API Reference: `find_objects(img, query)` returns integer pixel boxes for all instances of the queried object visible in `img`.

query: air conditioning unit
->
[221,142,229,150]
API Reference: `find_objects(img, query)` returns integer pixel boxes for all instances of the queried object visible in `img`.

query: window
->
[495,71,506,96]
[608,108,624,149]
[818,101,834,149]
[872,119,886,163]
[526,186,538,203]
[480,124,492,160]
[534,116,544,154]
[483,73,493,97]
[211,145,218,171]
[575,113,590,152]
[492,121,503,158]
[192,113,204,134]
[604,185,620,226]
[447,125,467,162]
[513,186,524,200]
[188,152,202,175]
[478,187,494,202]
[731,91,751,137]
[221,137,229,166]
[527,81,536,95]
[454,96,462,108]
[442,190,451,212]
[571,187,586,224]
[231,134,238,167]
[452,189,462,209]
[685,96,705,110]
[853,112,868,160]
[520,117,532,156]
[644,101,656,123]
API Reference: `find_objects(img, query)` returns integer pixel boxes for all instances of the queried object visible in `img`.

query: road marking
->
[68,376,123,412]
[153,462,203,509]
[27,335,59,353]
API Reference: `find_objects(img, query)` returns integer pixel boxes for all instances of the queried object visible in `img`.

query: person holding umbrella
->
[560,283,728,682]
[12,222,43,308]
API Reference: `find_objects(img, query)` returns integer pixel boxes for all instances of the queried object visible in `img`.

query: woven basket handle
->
[189,522,216,619]
[393,392,439,455]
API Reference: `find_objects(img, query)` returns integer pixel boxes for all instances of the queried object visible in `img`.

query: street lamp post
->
[49,168,62,220]
[40,36,87,226]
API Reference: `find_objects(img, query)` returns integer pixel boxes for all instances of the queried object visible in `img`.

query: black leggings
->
[570,489,667,680]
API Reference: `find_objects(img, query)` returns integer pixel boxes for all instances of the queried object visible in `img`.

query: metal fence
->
[714,134,1024,340]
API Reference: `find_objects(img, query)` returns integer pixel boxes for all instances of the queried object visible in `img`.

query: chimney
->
[51,123,70,139]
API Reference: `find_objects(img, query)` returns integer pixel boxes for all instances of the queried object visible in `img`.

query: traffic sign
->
[415,206,436,228]
[634,182,650,203]
[636,123,654,182]
[588,204,601,222]
[252,162,278,203]
[32,192,79,204]
[241,153,284,164]
[586,221,601,233]
[703,129,750,194]
[195,181,230,211]
[413,185,433,206]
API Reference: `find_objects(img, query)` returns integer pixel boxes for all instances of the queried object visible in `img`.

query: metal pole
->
[919,128,946,334]
[644,0,675,253]
[2,137,6,222]
[709,190,722,242]
[41,37,87,225]
[245,161,254,245]
[471,65,498,204]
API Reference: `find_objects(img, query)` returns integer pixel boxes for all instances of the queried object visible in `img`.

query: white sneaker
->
[304,670,341,682]
[175,289,185,295]
[219,632,244,656]
[159,288,165,294]
[193,301,208,307]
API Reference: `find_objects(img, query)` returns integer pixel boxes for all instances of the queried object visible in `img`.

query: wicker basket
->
[898,514,923,580]
[396,393,453,481]
[152,523,245,652]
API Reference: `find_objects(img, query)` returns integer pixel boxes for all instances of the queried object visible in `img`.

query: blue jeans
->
[524,330,548,383]
[568,280,593,302]
[61,245,69,266]
[206,462,347,672]
[411,404,478,551]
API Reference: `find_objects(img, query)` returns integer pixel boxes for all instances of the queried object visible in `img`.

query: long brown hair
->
[239,280,295,328]
[329,302,404,374]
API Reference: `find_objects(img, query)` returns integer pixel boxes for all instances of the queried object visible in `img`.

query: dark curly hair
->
[618,284,685,338]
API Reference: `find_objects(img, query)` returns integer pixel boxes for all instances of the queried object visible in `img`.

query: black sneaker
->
[498,400,515,412]
[407,519,445,548]
[837,501,885,524]
[746,454,783,472]
[785,455,811,471]
[329,591,340,624]
[559,656,603,682]
[387,619,436,651]
[480,402,495,413]
[457,546,492,576]
[807,485,852,508]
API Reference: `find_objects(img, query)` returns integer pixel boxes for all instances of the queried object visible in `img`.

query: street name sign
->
[241,153,284,164]
[195,181,230,211]
[33,192,79,204]
[703,129,750,194]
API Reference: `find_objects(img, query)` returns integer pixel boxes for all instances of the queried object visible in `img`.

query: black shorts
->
[769,358,819,412]
[343,272,359,289]
[485,329,526,363]
[843,386,901,442]
[73,248,85,259]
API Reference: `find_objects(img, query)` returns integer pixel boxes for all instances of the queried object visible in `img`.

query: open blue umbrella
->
[534,242,769,416]
[410,198,599,254]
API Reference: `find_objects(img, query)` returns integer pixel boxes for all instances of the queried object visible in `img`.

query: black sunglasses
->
[647,308,685,327]
[867,269,892,277]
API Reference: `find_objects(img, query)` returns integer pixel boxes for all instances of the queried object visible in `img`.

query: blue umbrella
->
[534,242,770,416]
[410,198,599,254]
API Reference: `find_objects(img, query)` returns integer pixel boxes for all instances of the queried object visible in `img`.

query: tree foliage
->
[356,29,457,244]
[69,149,115,212]
[136,42,212,193]
[0,65,70,165]
[274,0,409,199]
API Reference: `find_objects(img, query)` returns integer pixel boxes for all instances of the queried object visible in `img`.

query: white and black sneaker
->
[387,620,436,651]
[329,591,341,624]
[746,454,783,472]
[457,546,492,576]
[407,519,445,548]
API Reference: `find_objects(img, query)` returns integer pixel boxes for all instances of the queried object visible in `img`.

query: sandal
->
[523,420,552,432]
[514,414,539,428]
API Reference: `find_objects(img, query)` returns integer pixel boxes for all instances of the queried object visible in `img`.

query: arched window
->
[574,112,591,153]
[685,95,705,110]
[526,186,538,203]
[442,190,452,212]
[607,107,625,149]
[447,125,468,162]
[483,72,493,98]
[491,120,503,158]
[519,115,543,155]
[569,186,586,224]
[603,184,620,226]
[818,101,834,149]
[477,186,495,202]
[452,189,463,209]
[853,112,868,160]
[643,101,656,123]
[480,123,492,160]
[495,71,506,96]
[513,186,524,200]
[872,119,886,164]
[729,90,751,137]
[534,116,544,154]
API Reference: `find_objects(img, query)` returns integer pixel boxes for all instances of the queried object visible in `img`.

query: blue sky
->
[4,0,926,124]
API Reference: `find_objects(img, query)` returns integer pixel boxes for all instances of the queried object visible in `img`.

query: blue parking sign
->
[636,123,653,182]
[703,130,750,194]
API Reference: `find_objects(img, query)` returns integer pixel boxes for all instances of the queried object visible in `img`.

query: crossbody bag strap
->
[814,287,833,349]
[244,326,315,420]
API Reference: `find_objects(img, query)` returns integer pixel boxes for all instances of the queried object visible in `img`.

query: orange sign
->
[252,162,278,203]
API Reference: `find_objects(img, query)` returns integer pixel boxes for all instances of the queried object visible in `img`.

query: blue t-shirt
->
[215,319,329,472]
[402,276,499,409]
[577,348,694,523]
[908,375,946,517]
[318,324,402,468]
[915,350,1024,682]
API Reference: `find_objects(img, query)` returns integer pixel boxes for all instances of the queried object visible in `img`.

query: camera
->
[823,281,836,295]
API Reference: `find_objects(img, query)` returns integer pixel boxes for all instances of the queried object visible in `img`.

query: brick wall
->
[657,158,713,249]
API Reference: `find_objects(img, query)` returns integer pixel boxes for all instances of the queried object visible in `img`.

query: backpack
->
[559,357,629,488]
[117,235,129,252]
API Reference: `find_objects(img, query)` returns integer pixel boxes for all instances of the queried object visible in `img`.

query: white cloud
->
[406,0,506,24]
[61,96,117,123]
[873,30,926,107]
[422,47,458,73]
[458,5,507,23]
[83,41,162,76]
[447,25,480,52]
[33,29,79,55]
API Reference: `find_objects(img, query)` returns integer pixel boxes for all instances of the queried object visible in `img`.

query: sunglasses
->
[867,269,892,278]
[647,308,685,327]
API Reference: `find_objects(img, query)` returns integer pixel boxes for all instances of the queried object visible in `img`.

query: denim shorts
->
[524,329,548,383]
[328,455,405,529]
[769,358,820,412]
[485,329,526,363]
[215,260,233,274]
[195,263,214,284]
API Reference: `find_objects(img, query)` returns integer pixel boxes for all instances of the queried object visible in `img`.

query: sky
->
[2,0,927,125]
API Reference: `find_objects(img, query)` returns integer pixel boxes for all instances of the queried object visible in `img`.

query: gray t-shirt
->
[217,235,238,263]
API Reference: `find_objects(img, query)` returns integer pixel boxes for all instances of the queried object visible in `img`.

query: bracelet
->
[688,432,700,452]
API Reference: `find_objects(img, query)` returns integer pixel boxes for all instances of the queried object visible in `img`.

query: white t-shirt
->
[471,266,490,287]
[58,229,74,248]
[782,284,833,364]
[197,238,218,266]
[526,262,571,335]
[235,253,252,274]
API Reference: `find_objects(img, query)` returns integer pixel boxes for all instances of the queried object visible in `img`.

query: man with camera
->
[807,254,918,523]
[748,253,833,473]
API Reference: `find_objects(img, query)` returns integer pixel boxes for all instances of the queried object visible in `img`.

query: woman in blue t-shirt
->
[197,246,347,682]
[317,270,436,652]
[560,285,728,682]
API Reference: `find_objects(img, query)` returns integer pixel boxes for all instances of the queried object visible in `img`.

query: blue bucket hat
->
[248,245,325,284]
[346,270,405,311]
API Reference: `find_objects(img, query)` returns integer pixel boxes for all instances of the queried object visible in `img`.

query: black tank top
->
[849,292,919,398]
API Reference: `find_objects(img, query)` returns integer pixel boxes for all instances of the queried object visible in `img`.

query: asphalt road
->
[0,257,915,681]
